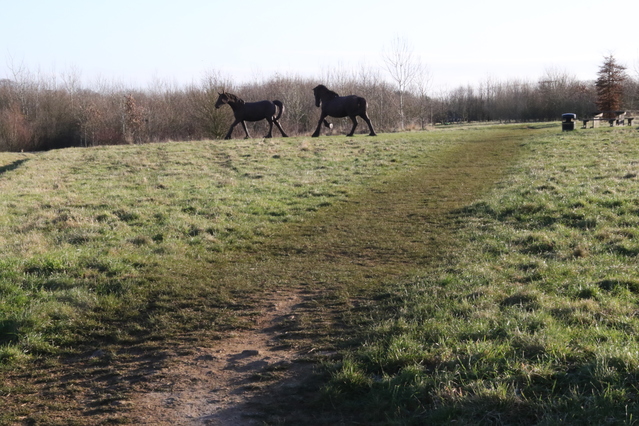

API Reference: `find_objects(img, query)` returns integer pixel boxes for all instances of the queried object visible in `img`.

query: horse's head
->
[215,92,243,109]
[313,85,339,107]
[214,92,229,109]
[312,85,326,107]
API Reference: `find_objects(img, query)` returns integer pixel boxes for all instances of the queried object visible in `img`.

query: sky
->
[2,0,639,92]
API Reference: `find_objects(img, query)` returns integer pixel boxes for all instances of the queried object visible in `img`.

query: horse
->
[311,85,377,137]
[214,92,288,140]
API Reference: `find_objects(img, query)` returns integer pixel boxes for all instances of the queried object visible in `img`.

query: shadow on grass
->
[0,159,29,176]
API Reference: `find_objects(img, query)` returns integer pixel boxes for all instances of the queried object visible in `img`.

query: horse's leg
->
[224,121,240,140]
[265,119,274,138]
[274,119,288,137]
[323,119,333,129]
[361,113,377,136]
[240,121,251,139]
[312,113,328,137]
[346,116,358,137]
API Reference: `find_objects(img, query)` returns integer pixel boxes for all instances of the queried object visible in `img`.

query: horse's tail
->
[273,100,284,120]
[357,96,368,112]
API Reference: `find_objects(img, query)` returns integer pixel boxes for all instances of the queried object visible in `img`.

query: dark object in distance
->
[562,113,577,132]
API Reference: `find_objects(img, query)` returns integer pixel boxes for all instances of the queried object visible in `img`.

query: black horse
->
[214,92,288,140]
[311,85,377,137]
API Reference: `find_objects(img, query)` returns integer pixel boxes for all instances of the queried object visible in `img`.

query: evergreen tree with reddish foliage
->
[595,55,627,118]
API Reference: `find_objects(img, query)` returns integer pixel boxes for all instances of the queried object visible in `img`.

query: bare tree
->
[189,70,234,139]
[409,65,432,129]
[382,36,425,130]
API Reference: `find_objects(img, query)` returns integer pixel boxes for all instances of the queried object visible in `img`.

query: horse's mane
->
[223,92,244,104]
[315,85,339,99]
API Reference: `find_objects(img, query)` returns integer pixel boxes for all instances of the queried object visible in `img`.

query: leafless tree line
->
[1,64,638,152]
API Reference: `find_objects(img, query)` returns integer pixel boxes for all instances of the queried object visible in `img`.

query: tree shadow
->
[0,159,29,176]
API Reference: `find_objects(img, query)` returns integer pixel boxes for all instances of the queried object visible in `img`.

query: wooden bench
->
[582,118,606,128]
[581,115,634,128]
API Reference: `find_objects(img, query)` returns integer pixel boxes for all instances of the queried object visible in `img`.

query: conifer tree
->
[595,55,627,118]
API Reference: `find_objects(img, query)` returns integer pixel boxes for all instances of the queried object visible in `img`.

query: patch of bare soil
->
[128,289,323,425]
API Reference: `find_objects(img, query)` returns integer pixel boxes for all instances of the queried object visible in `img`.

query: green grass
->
[1,135,439,361]
[4,124,639,424]
[323,126,639,424]
[0,126,528,424]
[0,128,522,364]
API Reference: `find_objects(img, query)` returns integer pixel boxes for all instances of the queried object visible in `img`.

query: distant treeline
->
[1,67,638,151]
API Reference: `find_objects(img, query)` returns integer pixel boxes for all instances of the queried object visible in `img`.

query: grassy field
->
[325,126,639,424]
[1,124,639,424]
[0,130,472,362]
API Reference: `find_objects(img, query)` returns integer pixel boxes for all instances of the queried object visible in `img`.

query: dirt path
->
[130,290,312,425]
[123,130,526,425]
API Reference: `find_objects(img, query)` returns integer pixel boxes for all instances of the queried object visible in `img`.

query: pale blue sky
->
[2,0,638,90]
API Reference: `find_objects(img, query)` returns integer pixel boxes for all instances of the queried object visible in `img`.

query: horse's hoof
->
[369,133,377,136]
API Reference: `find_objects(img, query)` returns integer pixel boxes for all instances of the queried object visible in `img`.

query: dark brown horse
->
[311,85,376,137]
[214,92,288,139]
